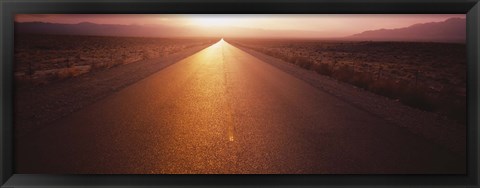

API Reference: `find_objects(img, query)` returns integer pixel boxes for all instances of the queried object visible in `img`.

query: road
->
[16,39,465,174]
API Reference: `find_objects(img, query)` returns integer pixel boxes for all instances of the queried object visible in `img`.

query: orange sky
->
[15,14,465,38]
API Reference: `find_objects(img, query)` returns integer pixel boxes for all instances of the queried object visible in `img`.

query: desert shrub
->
[368,79,396,98]
[295,56,313,69]
[350,71,374,90]
[58,68,78,79]
[277,52,291,62]
[333,64,355,83]
[92,62,107,70]
[312,63,333,76]
[397,84,435,111]
[287,55,309,68]
[45,67,81,81]
[91,60,121,70]
[285,55,296,64]
[368,79,436,111]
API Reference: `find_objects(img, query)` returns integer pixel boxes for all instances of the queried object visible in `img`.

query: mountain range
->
[15,17,466,43]
[347,17,465,43]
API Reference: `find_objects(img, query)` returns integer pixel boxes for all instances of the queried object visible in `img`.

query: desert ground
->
[14,34,218,85]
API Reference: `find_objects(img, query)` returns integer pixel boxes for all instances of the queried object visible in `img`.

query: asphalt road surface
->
[16,39,465,174]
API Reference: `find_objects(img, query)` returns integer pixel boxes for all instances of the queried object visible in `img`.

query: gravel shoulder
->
[15,44,212,136]
[231,43,466,154]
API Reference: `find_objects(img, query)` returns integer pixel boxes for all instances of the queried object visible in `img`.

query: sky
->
[15,14,465,38]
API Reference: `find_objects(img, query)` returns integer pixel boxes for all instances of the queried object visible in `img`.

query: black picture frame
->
[1,0,479,187]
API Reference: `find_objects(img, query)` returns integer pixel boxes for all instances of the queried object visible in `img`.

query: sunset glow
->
[191,17,233,27]
[15,14,465,38]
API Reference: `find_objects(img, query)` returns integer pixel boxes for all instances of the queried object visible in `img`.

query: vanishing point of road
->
[17,39,465,174]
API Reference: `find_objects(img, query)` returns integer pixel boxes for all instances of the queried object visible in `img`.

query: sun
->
[191,17,231,27]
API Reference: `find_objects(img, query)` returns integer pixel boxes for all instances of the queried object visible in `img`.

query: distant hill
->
[14,22,195,38]
[14,21,326,39]
[347,18,466,43]
[15,18,467,42]
[15,22,338,38]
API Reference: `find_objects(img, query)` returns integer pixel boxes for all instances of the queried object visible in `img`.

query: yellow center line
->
[222,41,235,142]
